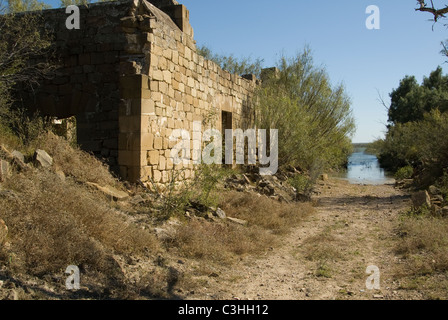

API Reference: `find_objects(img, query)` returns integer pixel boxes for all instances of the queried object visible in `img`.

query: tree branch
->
[415,0,448,21]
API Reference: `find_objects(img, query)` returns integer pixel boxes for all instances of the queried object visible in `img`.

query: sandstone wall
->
[19,0,257,182]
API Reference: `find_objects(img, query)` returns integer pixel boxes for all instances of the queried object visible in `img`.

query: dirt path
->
[191,178,415,300]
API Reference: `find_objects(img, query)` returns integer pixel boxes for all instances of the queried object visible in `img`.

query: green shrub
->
[288,174,311,194]
[150,165,235,220]
[378,110,448,185]
[395,165,414,180]
[254,48,355,172]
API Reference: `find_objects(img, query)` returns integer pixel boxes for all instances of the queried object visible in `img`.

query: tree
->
[60,0,114,8]
[6,0,50,12]
[388,67,448,125]
[0,0,55,143]
[254,48,355,171]
[415,1,448,58]
[197,45,264,77]
[0,0,54,91]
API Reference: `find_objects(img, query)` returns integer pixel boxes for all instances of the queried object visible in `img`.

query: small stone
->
[373,294,384,299]
[227,217,248,226]
[11,150,25,163]
[129,194,145,205]
[55,170,66,181]
[0,218,8,245]
[34,149,53,168]
[86,182,129,201]
[214,207,226,219]
[0,160,10,182]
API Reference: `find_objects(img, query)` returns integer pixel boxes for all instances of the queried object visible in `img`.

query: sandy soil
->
[186,178,419,300]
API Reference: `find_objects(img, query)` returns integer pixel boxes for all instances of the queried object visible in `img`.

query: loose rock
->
[86,182,129,201]
[0,218,8,245]
[0,160,10,182]
[34,149,53,168]
[214,207,227,219]
[227,217,248,226]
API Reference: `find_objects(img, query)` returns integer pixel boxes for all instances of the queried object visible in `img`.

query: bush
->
[150,164,235,220]
[288,174,312,194]
[197,45,264,77]
[254,48,355,172]
[395,165,414,180]
[377,110,448,185]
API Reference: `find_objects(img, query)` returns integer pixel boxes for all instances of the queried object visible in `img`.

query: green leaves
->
[388,67,448,125]
[6,0,50,13]
[197,45,264,77]
[254,48,355,171]
[378,110,448,181]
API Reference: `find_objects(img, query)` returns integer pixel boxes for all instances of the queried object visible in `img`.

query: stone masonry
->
[18,0,259,184]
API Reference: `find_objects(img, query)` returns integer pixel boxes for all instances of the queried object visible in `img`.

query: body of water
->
[332,147,394,185]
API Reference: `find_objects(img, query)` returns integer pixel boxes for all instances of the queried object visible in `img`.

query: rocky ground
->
[1,165,441,300]
[182,178,421,300]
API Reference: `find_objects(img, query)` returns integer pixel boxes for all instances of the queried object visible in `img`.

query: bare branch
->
[416,0,448,21]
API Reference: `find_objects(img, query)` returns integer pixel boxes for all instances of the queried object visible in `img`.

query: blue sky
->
[44,0,448,142]
[179,0,448,142]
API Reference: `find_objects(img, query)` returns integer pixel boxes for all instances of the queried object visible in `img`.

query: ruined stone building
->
[20,0,260,184]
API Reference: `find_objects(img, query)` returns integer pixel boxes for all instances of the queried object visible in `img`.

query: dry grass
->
[0,124,22,153]
[395,216,448,276]
[301,230,344,262]
[299,227,346,279]
[38,132,120,187]
[219,191,313,235]
[393,215,448,299]
[169,218,273,264]
[0,170,158,279]
[166,190,314,265]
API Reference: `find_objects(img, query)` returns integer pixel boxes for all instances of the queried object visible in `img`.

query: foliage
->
[364,140,383,156]
[436,169,448,203]
[60,0,114,7]
[288,174,312,194]
[150,165,234,220]
[395,165,414,180]
[6,0,50,12]
[377,110,448,184]
[254,48,355,172]
[388,67,448,125]
[197,45,264,77]
[0,0,56,147]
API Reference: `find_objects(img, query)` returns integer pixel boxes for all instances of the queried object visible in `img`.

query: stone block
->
[159,155,166,170]
[153,170,162,183]
[148,150,159,165]
[163,70,172,84]
[154,137,163,150]
[151,70,164,81]
[142,99,155,115]
[141,133,154,149]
